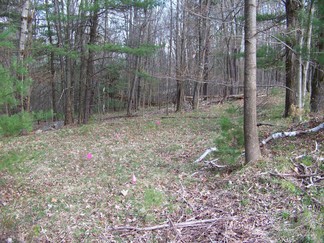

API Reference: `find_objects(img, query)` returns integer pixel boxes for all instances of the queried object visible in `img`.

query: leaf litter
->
[0,97,323,242]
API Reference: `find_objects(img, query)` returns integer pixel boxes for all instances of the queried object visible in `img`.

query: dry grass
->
[0,92,323,242]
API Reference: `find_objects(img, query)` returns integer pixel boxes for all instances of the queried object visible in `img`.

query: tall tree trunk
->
[126,6,141,116]
[244,0,261,163]
[53,0,70,124]
[63,0,73,125]
[284,0,301,117]
[302,1,314,105]
[84,0,99,124]
[18,0,30,112]
[45,0,57,120]
[127,56,140,115]
[166,0,173,115]
[193,0,210,110]
[310,0,324,112]
[176,0,185,112]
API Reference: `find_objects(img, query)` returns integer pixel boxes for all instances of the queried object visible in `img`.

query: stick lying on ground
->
[261,122,324,146]
[194,147,217,163]
[106,217,237,232]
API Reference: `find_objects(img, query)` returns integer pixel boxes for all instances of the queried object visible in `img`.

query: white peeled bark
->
[261,123,324,145]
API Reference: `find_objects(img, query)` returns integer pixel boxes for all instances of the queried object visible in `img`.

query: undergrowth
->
[214,105,244,165]
[0,89,322,242]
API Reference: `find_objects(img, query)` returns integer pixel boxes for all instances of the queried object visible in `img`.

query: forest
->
[0,0,323,126]
[0,0,323,242]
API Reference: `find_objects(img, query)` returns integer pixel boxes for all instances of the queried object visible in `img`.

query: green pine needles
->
[214,107,244,165]
[0,112,33,137]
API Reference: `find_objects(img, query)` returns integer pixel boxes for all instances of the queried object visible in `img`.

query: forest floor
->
[0,90,323,242]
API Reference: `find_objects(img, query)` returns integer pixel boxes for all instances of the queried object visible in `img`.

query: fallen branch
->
[261,122,324,146]
[106,217,237,232]
[204,159,227,168]
[269,172,323,179]
[161,116,218,119]
[194,147,217,163]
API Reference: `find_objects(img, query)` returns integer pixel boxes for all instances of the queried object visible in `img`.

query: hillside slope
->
[0,92,323,242]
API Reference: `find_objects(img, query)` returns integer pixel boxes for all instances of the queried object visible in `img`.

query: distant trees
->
[283,0,324,116]
[0,0,323,125]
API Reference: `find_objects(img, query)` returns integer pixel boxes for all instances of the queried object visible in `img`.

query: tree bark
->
[244,0,261,163]
[63,0,74,125]
[84,0,99,124]
[176,0,186,112]
[18,0,30,112]
[310,0,324,112]
[284,0,301,117]
[193,0,210,110]
[45,0,57,120]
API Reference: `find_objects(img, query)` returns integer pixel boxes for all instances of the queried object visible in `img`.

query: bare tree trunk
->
[284,0,301,117]
[302,1,314,105]
[193,0,210,110]
[176,0,185,112]
[45,0,57,120]
[18,0,31,112]
[244,0,261,163]
[126,7,141,116]
[310,0,324,112]
[84,0,99,124]
[53,0,73,125]
[166,0,173,115]
[64,0,73,125]
[127,56,139,115]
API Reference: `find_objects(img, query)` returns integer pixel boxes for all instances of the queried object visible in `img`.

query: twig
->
[194,147,217,163]
[179,180,195,210]
[167,217,183,242]
[106,217,237,232]
[313,141,319,153]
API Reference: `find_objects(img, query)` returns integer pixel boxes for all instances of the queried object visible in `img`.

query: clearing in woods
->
[0,90,323,242]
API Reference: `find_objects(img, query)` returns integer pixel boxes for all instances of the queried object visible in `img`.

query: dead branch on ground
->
[261,122,324,146]
[106,217,237,232]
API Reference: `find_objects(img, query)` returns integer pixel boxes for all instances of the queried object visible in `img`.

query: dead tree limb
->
[269,172,323,179]
[261,122,324,146]
[194,147,217,163]
[106,217,237,232]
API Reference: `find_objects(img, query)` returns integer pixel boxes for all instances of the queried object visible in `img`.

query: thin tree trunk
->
[302,1,314,105]
[18,0,30,112]
[45,0,57,120]
[166,0,173,115]
[176,0,186,112]
[64,0,73,125]
[193,0,210,110]
[244,0,261,163]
